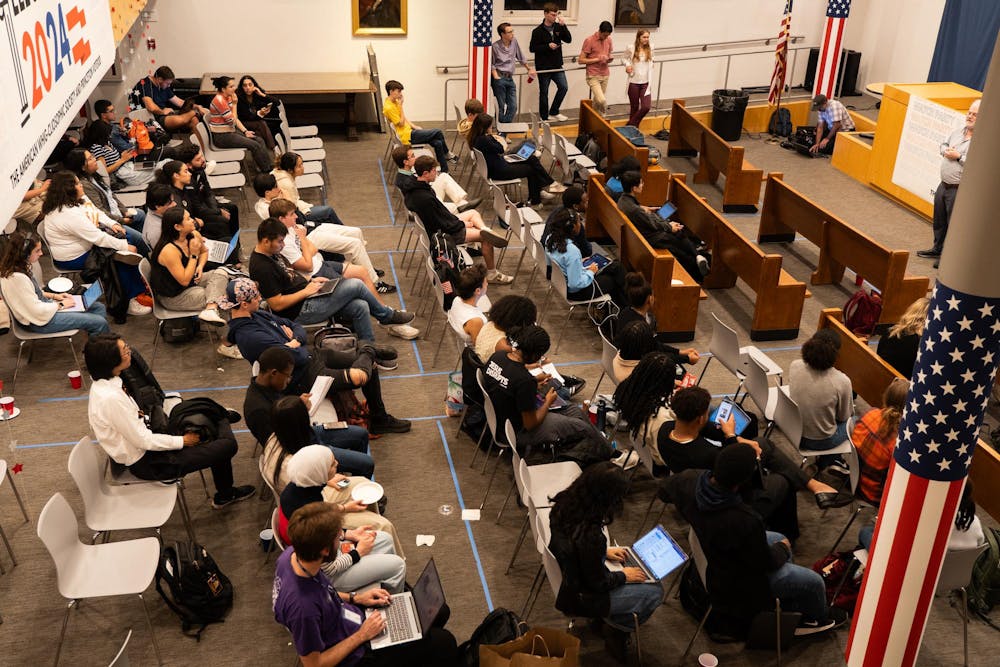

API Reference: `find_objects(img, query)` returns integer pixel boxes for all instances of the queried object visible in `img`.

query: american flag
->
[468,0,494,106]
[846,281,1000,666]
[767,0,793,106]
[813,0,851,99]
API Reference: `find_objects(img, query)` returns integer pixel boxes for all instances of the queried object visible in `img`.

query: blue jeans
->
[537,70,568,119]
[28,301,110,337]
[305,205,344,226]
[128,208,147,233]
[313,435,375,479]
[296,277,394,341]
[410,128,450,172]
[765,531,829,623]
[800,420,848,468]
[606,582,664,629]
[54,254,147,300]
[491,76,518,124]
[123,225,149,257]
[859,525,874,550]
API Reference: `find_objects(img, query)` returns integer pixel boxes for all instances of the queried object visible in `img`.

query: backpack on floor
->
[844,289,883,336]
[768,108,793,138]
[313,324,359,357]
[155,541,233,639]
[458,607,526,667]
[812,551,863,613]
[968,526,1000,617]
[160,316,200,344]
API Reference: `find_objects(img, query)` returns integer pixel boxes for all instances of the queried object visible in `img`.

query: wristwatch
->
[349,592,356,604]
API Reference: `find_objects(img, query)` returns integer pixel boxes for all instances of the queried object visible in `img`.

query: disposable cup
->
[698,654,719,667]
[0,396,14,415]
[68,370,82,389]
[259,528,274,552]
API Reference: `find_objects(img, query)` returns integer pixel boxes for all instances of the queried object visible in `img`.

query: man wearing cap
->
[917,99,980,267]
[579,21,614,116]
[660,444,849,637]
[809,94,855,155]
[222,278,411,435]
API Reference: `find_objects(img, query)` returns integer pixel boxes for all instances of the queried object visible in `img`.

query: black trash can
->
[711,89,750,142]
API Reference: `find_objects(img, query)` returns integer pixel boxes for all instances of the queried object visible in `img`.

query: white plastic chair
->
[37,493,163,666]
[277,103,318,139]
[936,543,990,667]
[552,133,596,183]
[192,123,246,163]
[470,147,521,199]
[546,259,614,353]
[295,173,328,206]
[67,438,176,542]
[743,354,781,424]
[589,326,621,403]
[206,171,249,210]
[493,99,530,135]
[771,386,854,467]
[138,259,217,367]
[107,629,132,667]
[698,313,783,399]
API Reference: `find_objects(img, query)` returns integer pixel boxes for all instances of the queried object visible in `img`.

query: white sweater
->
[42,203,128,262]
[0,272,58,326]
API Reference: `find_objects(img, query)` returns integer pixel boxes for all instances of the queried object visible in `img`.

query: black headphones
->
[22,235,36,258]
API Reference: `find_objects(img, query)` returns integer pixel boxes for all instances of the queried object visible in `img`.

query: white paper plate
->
[351,481,384,505]
[47,277,73,293]
[0,407,21,421]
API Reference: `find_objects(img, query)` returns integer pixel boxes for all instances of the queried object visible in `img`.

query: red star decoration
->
[11,463,23,474]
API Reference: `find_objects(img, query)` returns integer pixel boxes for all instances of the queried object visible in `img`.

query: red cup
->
[588,403,598,425]
[68,370,82,390]
[0,396,14,416]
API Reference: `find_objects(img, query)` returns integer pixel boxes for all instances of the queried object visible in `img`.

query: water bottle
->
[596,399,608,433]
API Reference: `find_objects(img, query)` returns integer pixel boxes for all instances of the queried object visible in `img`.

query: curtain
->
[928,0,1000,90]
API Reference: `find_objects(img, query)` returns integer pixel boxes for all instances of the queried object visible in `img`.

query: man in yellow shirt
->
[383,80,455,172]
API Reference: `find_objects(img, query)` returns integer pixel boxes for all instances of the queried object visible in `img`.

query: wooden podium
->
[832,82,981,219]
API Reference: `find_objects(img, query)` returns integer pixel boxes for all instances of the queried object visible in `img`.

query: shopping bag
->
[446,370,464,416]
[479,626,580,667]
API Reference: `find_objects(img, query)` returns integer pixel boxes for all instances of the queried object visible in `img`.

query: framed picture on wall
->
[353,0,408,36]
[500,0,579,25]
[614,0,663,28]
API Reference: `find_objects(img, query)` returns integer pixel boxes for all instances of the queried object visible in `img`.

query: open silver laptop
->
[367,558,446,650]
[503,140,537,163]
[607,524,688,583]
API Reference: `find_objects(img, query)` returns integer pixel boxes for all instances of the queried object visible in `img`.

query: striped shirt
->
[207,93,237,133]
[90,141,123,166]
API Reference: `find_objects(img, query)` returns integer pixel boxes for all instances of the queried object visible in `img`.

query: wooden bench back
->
[667,100,703,154]
[579,99,649,173]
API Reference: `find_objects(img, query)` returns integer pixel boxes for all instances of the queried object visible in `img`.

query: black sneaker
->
[916,248,941,258]
[370,415,412,434]
[561,375,587,397]
[381,309,415,326]
[212,484,256,509]
[794,607,848,636]
[457,197,483,213]
[375,358,398,371]
[375,268,386,278]
[376,281,398,294]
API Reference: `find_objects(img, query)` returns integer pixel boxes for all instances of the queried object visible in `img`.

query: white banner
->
[0,0,115,222]
[891,95,966,205]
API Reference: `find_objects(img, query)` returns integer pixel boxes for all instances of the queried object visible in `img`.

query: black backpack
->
[457,607,525,666]
[432,230,468,311]
[155,541,234,639]
[160,316,200,344]
[768,108,792,138]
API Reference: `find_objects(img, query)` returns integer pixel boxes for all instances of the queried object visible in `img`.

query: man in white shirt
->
[85,334,256,508]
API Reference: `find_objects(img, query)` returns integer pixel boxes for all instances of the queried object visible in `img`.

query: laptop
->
[582,253,612,272]
[134,145,167,171]
[367,558,447,650]
[709,398,752,436]
[304,277,342,299]
[63,281,103,312]
[656,202,677,220]
[204,232,241,265]
[607,524,688,584]
[503,140,537,163]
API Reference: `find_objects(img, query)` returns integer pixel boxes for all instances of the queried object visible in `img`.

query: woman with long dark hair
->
[0,231,109,336]
[64,148,147,232]
[236,75,284,148]
[205,75,273,171]
[544,208,626,308]
[466,113,560,206]
[548,461,663,658]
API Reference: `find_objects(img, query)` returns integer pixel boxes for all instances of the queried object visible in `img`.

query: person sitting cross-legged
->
[85,333,256,509]
[223,277,411,436]
[273,501,460,667]
[466,113,563,207]
[401,155,513,285]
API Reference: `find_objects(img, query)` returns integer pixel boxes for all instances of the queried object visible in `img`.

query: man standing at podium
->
[918,99,980,268]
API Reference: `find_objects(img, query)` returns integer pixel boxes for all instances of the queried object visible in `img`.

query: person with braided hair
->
[612,351,677,472]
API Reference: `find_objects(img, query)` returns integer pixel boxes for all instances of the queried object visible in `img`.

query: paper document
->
[307,376,334,417]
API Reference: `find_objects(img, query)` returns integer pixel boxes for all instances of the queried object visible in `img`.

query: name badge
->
[343,607,362,626]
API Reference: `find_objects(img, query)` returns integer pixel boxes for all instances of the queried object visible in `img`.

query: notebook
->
[204,232,240,264]
[503,140,537,162]
[708,398,752,436]
[307,376,333,417]
[63,281,103,312]
[368,558,447,650]
[607,524,688,583]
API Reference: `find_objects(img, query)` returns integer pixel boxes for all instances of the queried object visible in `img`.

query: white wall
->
[90,0,950,125]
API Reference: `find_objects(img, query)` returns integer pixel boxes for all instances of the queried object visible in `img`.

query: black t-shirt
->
[482,351,537,438]
[657,420,725,474]
[249,250,309,320]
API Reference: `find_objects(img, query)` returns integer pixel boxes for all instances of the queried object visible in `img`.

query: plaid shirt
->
[818,99,855,131]
[852,408,896,505]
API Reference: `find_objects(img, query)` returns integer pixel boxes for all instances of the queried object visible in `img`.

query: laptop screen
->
[657,202,677,220]
[82,281,103,307]
[412,558,446,634]
[633,525,688,580]
[517,142,536,160]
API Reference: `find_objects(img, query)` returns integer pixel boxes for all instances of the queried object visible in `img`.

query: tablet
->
[709,398,751,435]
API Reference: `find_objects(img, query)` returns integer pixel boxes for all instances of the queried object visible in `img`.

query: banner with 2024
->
[0,0,114,220]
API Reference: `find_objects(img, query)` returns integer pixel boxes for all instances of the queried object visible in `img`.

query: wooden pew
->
[585,173,702,341]
[759,173,929,328]
[666,99,764,213]
[817,309,1000,523]
[578,99,650,174]
[669,176,807,340]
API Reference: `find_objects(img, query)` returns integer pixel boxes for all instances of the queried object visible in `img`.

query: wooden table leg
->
[345,93,359,141]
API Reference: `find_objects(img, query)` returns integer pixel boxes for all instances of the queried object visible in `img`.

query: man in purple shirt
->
[491,23,536,124]
[273,502,459,666]
[579,21,614,115]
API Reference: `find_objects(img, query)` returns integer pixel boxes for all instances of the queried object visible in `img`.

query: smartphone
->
[335,479,351,489]
[714,399,733,425]
[323,421,349,430]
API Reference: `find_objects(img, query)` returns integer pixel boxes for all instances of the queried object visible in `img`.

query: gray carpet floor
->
[0,103,995,665]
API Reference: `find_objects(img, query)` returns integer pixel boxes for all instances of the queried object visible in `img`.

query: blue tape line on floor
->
[436,419,494,612]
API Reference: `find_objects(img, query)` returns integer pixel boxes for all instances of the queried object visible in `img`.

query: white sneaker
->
[540,190,557,201]
[387,324,420,340]
[216,343,243,359]
[487,270,514,285]
[204,160,217,176]
[127,298,151,316]
[612,450,639,470]
[198,308,226,326]
[552,113,569,122]
[546,182,568,194]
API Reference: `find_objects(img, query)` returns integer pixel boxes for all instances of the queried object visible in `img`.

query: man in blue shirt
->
[491,23,535,124]
[128,65,206,138]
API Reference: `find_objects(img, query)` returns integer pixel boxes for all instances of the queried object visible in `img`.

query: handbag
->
[479,627,580,667]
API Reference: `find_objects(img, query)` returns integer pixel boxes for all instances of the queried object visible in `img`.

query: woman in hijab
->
[278,445,406,592]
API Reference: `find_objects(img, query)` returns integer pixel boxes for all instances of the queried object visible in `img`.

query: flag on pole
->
[846,281,1000,665]
[468,0,494,106]
[768,0,793,105]
[813,0,852,99]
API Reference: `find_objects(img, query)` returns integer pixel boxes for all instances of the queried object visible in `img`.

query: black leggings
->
[490,155,554,204]
[567,260,627,308]
[299,347,388,420]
